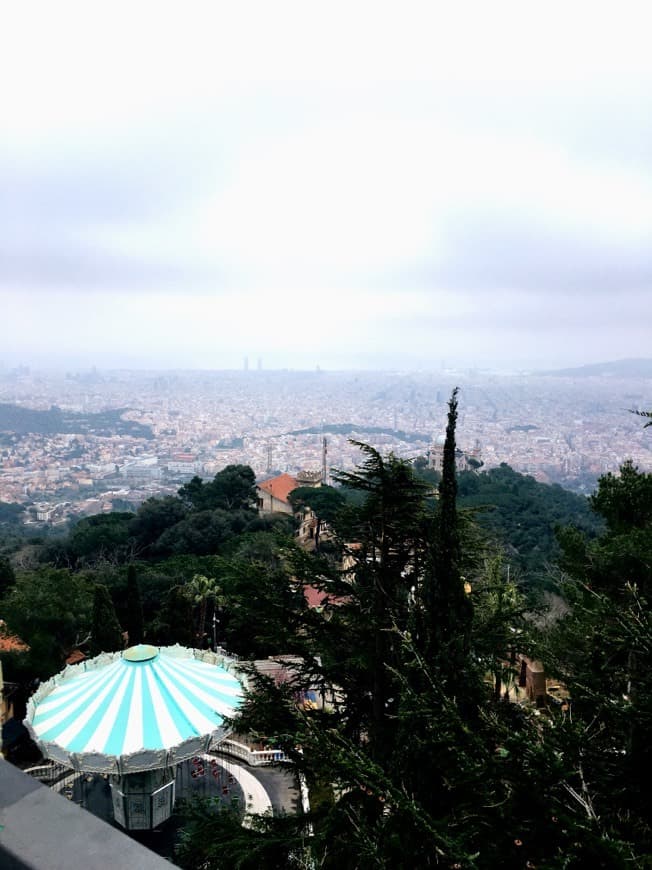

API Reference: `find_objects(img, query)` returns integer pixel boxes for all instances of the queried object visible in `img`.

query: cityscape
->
[2,4,652,866]
[1,362,649,527]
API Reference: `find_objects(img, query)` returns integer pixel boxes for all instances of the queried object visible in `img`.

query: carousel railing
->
[215,737,288,766]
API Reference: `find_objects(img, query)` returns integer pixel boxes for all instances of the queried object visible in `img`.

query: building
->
[256,473,299,514]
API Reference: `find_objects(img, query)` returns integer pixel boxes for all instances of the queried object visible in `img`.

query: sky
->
[2,1,652,371]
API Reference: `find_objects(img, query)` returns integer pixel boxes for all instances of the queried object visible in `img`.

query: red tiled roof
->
[65,649,86,666]
[303,584,348,609]
[0,621,29,653]
[257,473,298,504]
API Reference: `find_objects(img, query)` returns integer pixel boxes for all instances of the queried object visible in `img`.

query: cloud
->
[2,2,652,365]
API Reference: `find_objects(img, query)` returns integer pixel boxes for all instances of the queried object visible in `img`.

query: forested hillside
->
[457,463,603,577]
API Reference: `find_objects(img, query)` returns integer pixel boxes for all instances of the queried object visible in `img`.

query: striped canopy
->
[25,645,244,773]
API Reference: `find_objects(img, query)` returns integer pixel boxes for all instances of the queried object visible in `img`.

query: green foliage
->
[219,400,648,867]
[125,563,144,645]
[178,465,257,512]
[0,554,16,597]
[90,583,123,655]
[543,460,652,859]
[2,568,93,678]
[129,496,187,553]
[287,485,345,524]
[590,458,652,533]
[187,573,224,644]
[559,461,652,597]
[175,800,307,869]
[154,509,239,557]
[218,534,308,658]
[0,501,24,526]
[472,556,528,701]
[155,584,195,647]
[66,513,133,564]
[449,463,603,581]
[426,387,473,673]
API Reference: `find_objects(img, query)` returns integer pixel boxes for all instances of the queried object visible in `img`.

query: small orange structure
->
[0,620,29,654]
[64,649,86,666]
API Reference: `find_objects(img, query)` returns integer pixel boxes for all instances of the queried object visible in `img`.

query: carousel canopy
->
[24,645,244,773]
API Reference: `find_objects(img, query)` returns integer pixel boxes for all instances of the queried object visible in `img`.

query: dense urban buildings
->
[1,365,650,525]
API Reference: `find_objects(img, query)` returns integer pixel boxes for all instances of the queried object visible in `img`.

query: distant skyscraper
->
[257,357,262,371]
[243,356,249,371]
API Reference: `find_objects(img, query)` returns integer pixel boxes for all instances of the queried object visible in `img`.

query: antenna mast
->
[322,436,328,485]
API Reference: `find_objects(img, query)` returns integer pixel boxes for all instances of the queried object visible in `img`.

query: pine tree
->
[543,461,652,859]
[331,442,429,761]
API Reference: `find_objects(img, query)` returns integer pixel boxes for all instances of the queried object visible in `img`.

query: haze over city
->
[2,2,652,371]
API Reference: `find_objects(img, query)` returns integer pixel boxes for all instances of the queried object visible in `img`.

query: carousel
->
[24,644,244,830]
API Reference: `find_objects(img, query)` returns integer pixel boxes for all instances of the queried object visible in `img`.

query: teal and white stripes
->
[27,646,243,764]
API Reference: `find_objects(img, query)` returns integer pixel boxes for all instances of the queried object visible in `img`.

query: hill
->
[0,404,153,439]
[456,464,603,580]
[539,358,652,378]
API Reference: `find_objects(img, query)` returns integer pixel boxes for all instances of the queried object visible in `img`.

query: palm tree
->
[187,574,224,646]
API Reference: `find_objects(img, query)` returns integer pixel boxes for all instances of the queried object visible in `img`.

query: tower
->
[322,436,328,485]
[266,443,273,473]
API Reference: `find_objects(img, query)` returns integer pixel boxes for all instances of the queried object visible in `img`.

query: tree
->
[179,465,257,513]
[129,496,187,553]
[125,563,144,645]
[288,485,345,524]
[543,459,652,860]
[332,442,430,760]
[187,573,223,647]
[2,568,94,678]
[90,583,123,656]
[288,485,345,549]
[177,475,207,511]
[218,534,308,659]
[590,459,652,534]
[210,464,257,511]
[423,386,473,676]
[155,510,234,557]
[158,585,195,647]
[0,554,16,598]
[66,512,135,564]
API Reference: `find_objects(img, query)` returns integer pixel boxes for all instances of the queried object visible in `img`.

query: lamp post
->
[212,611,217,652]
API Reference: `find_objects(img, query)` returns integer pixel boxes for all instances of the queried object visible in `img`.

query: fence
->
[215,738,288,766]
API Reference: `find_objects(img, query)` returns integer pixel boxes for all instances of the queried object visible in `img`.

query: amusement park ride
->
[24,644,244,830]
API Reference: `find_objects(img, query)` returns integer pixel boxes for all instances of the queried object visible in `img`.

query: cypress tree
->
[425,387,473,678]
[90,583,122,656]
[163,585,195,647]
[126,563,144,645]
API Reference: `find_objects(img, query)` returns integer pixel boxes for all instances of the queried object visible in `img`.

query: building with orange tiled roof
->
[0,621,29,654]
[256,472,299,515]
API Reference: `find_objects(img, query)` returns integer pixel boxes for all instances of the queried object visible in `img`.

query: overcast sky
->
[2,1,651,371]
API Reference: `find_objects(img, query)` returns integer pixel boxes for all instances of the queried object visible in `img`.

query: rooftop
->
[256,472,298,504]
